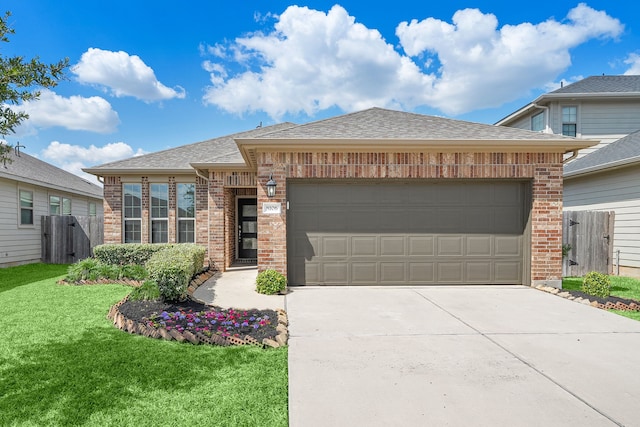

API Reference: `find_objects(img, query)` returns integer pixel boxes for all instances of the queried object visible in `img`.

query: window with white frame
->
[562,106,577,137]
[89,202,97,217]
[19,190,33,226]
[531,112,544,132]
[49,196,72,215]
[123,183,142,243]
[150,183,168,243]
[177,183,195,243]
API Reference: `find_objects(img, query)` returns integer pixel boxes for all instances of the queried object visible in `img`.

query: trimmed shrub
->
[93,243,174,266]
[65,258,149,283]
[581,271,611,298]
[256,269,287,295]
[145,244,206,301]
[129,280,161,301]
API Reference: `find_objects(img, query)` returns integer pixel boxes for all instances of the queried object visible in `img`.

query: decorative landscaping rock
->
[534,283,640,312]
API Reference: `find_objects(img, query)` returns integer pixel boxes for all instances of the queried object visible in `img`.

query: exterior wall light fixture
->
[266,174,277,198]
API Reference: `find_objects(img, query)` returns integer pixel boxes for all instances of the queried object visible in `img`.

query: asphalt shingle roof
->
[85,122,296,172]
[0,148,103,198]
[564,130,640,176]
[252,107,572,141]
[550,75,640,94]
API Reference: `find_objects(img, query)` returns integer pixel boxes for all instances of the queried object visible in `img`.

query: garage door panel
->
[437,236,464,256]
[408,236,435,256]
[323,263,349,283]
[352,236,377,257]
[465,262,492,282]
[466,236,492,256]
[287,181,527,285]
[438,263,464,282]
[322,236,349,257]
[380,236,405,256]
[495,236,522,256]
[409,263,435,282]
[351,263,378,283]
[380,263,406,283]
[495,261,522,282]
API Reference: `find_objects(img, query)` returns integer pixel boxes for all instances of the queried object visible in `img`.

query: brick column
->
[257,158,287,275]
[102,176,122,243]
[141,177,149,243]
[208,171,225,271]
[168,177,176,243]
[531,163,563,287]
[195,176,209,261]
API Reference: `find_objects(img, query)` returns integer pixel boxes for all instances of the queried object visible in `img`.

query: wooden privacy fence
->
[562,210,614,277]
[41,216,103,264]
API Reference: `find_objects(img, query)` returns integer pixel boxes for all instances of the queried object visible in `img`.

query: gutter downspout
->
[563,150,580,164]
[194,168,209,182]
[533,103,551,133]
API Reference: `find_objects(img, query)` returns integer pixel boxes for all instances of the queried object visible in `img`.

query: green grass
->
[0,263,69,293]
[563,275,640,321]
[0,264,288,426]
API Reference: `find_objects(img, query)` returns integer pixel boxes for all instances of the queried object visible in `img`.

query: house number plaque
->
[262,202,281,214]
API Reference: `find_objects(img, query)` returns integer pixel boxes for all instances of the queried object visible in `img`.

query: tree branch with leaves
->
[0,10,68,164]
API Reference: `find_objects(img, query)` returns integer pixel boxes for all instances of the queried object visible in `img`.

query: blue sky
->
[2,0,639,182]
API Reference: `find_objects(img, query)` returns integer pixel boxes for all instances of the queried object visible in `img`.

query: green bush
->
[93,243,174,266]
[66,258,102,282]
[128,280,161,301]
[145,244,206,301]
[255,269,287,295]
[582,271,611,298]
[119,264,149,281]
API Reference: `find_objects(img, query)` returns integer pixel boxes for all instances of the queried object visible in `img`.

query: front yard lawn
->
[0,264,288,426]
[563,275,640,321]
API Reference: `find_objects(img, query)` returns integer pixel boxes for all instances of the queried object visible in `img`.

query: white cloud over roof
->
[72,48,186,102]
[202,3,624,118]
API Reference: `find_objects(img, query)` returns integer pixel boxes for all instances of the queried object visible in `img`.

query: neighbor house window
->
[562,106,577,137]
[123,183,142,243]
[150,183,168,243]
[49,196,71,215]
[19,190,33,226]
[177,183,195,243]
[89,202,97,217]
[531,112,544,132]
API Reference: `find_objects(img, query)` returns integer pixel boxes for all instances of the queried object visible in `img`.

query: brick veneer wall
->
[257,151,564,286]
[103,176,122,244]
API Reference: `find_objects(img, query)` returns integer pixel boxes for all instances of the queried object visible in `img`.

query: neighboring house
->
[84,107,591,287]
[563,130,640,278]
[495,75,640,159]
[497,75,640,278]
[0,147,104,267]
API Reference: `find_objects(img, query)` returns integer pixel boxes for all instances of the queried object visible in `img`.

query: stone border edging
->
[533,284,640,312]
[106,270,289,348]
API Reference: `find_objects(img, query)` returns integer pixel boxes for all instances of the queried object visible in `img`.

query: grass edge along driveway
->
[0,264,288,427]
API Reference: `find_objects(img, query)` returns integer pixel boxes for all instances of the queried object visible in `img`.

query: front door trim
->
[236,195,258,261]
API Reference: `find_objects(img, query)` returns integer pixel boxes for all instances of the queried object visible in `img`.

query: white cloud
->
[202,3,623,117]
[41,140,145,183]
[72,48,186,102]
[13,89,119,133]
[623,53,640,74]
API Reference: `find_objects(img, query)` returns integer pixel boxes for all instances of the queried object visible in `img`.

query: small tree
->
[0,11,68,163]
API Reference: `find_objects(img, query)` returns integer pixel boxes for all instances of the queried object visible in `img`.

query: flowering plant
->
[146,307,273,339]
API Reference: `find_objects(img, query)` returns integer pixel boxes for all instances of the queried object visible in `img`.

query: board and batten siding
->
[564,166,640,274]
[0,177,104,267]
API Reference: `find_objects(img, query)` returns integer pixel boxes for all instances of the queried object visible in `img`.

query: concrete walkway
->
[192,266,285,310]
[287,285,640,427]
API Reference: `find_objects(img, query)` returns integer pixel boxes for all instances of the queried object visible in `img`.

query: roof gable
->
[0,149,103,198]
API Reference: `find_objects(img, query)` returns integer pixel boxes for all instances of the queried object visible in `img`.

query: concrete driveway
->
[286,286,640,427]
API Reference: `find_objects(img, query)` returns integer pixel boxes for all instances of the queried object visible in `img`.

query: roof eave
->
[564,155,640,179]
[0,172,103,199]
[82,167,196,176]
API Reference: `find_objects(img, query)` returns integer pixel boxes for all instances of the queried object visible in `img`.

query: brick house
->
[84,108,594,287]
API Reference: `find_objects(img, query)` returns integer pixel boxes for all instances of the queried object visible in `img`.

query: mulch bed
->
[535,285,640,312]
[118,298,281,343]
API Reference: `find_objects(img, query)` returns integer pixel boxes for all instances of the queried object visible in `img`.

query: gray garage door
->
[287,180,529,286]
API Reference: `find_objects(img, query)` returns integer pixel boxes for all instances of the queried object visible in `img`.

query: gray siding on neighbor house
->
[0,177,103,267]
[563,166,640,269]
